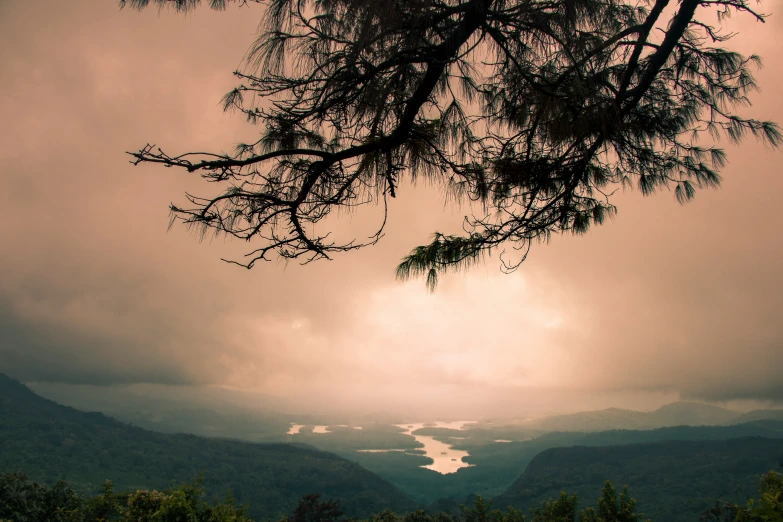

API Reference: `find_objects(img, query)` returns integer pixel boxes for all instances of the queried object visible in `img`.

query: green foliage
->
[455,496,525,522]
[701,471,783,522]
[0,474,251,522]
[0,472,83,522]
[578,483,647,522]
[3,471,780,522]
[529,493,578,522]
[416,487,644,522]
[743,471,783,521]
[284,494,344,522]
[84,481,120,522]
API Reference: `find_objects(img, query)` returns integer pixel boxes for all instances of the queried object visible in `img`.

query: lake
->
[396,421,475,474]
[288,420,476,474]
[287,423,362,434]
[357,421,475,474]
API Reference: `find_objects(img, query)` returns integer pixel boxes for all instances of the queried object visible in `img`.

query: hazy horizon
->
[20,376,781,422]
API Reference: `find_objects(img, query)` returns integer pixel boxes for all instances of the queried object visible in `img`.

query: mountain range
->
[509,401,783,432]
[0,374,416,519]
[25,380,783,440]
[6,372,783,521]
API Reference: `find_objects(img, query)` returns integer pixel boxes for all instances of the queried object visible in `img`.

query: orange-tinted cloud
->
[1,1,781,417]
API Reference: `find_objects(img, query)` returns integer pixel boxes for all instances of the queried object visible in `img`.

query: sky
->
[0,1,782,419]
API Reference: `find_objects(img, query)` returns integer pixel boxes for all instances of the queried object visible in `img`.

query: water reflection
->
[287,423,334,434]
[395,421,475,474]
[288,420,475,474]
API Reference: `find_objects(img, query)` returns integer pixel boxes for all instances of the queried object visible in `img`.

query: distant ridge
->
[512,401,783,432]
[732,409,783,423]
[24,378,294,441]
[0,374,416,519]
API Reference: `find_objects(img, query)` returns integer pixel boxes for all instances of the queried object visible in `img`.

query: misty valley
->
[3,374,783,522]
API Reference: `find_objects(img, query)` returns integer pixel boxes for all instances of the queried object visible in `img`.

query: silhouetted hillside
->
[509,401,783,433]
[732,409,783,424]
[25,380,295,441]
[513,401,738,432]
[0,374,416,519]
[493,437,783,522]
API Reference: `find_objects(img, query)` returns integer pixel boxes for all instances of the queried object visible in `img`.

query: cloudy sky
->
[1,1,781,419]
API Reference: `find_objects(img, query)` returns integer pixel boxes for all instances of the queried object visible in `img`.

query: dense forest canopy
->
[2,471,782,522]
[122,0,778,288]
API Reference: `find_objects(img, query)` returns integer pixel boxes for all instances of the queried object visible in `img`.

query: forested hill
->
[493,437,783,522]
[0,374,416,519]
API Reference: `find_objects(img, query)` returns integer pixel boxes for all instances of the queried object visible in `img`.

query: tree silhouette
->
[285,494,345,522]
[124,0,779,290]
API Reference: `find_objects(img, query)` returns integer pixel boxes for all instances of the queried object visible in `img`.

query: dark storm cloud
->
[0,271,223,386]
[0,308,193,386]
[684,380,783,403]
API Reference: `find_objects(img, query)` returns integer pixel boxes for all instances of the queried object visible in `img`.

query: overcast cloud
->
[1,1,782,418]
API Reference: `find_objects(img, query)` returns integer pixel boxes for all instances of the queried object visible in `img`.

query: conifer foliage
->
[124,0,779,289]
